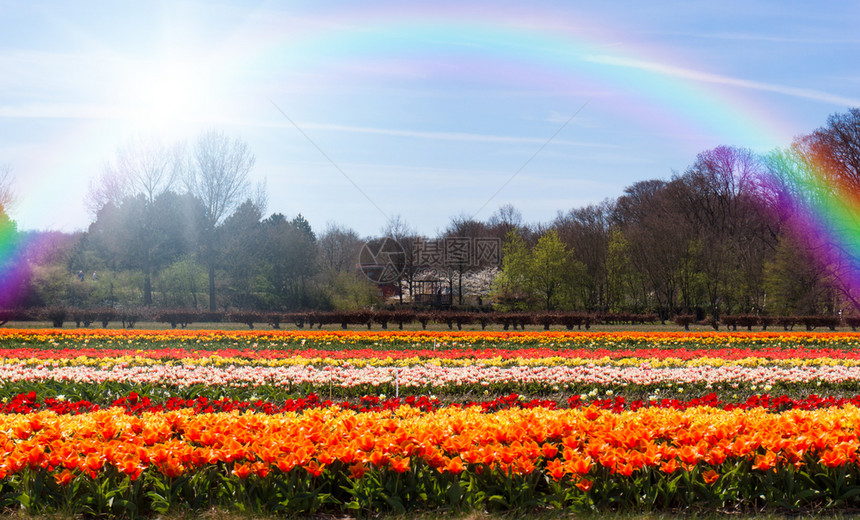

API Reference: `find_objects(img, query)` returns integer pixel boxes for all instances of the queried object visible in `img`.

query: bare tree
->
[442,215,499,306]
[187,130,255,228]
[553,202,612,310]
[673,146,776,316]
[769,110,860,311]
[798,108,860,190]
[85,139,188,305]
[186,130,255,311]
[86,137,183,215]
[612,180,689,321]
[317,223,363,273]
[119,138,183,203]
[487,203,523,240]
[0,164,14,213]
[381,215,417,304]
[85,167,129,217]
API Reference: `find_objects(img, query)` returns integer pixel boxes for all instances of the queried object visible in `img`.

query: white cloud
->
[655,31,860,45]
[0,102,118,120]
[293,121,618,148]
[584,54,860,107]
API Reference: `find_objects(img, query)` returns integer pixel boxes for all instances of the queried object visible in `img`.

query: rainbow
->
[767,146,860,304]
[0,215,29,308]
[245,7,794,149]
[7,5,857,308]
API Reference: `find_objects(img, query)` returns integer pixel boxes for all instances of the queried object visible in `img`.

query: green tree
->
[605,228,641,312]
[29,264,70,306]
[85,139,186,305]
[530,230,577,310]
[322,270,383,310]
[764,233,836,315]
[261,214,318,309]
[157,256,208,308]
[291,214,315,241]
[219,200,265,309]
[491,230,533,310]
[674,146,775,317]
[186,130,255,311]
[492,230,583,311]
[613,180,690,321]
[86,192,197,306]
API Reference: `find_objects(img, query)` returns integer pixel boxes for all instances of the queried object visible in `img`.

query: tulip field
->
[4,329,860,517]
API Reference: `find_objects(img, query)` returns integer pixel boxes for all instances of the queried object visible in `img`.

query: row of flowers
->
[4,405,860,515]
[3,329,860,350]
[6,346,860,367]
[2,362,859,389]
[3,391,860,416]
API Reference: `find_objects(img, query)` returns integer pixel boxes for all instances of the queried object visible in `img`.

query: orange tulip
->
[25,444,46,469]
[84,454,103,474]
[752,451,777,472]
[546,458,565,480]
[820,449,849,468]
[575,478,593,492]
[514,458,536,475]
[390,456,411,473]
[461,450,481,465]
[567,456,592,475]
[252,462,270,478]
[704,446,727,466]
[349,462,366,479]
[54,469,74,486]
[541,443,558,459]
[677,445,700,465]
[443,456,465,474]
[702,469,719,484]
[119,453,143,480]
[232,463,251,479]
[304,460,324,477]
[660,459,679,474]
[615,462,634,477]
[369,450,389,467]
[159,460,185,478]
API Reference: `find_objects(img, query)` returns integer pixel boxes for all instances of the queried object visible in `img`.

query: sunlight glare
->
[120,58,216,134]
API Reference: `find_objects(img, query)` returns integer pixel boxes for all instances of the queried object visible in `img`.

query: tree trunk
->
[143,249,153,306]
[143,274,152,306]
[208,263,216,312]
[458,268,463,306]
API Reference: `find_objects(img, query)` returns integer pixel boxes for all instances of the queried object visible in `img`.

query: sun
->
[118,58,217,134]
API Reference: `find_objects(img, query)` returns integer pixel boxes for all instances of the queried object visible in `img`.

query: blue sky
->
[1,0,858,237]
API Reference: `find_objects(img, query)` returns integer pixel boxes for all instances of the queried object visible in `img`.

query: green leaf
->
[382,493,406,513]
[837,486,860,501]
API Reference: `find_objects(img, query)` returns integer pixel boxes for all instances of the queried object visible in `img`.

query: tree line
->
[1,109,860,320]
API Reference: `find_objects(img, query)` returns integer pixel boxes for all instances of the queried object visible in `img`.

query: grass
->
[4,509,859,520]
[2,320,853,333]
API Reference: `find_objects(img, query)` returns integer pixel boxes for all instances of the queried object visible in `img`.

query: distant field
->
[3,320,855,333]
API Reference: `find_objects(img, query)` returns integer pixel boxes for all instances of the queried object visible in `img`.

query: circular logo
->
[358,237,406,284]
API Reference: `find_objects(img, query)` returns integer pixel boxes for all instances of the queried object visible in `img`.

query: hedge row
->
[1,308,854,331]
[197,310,660,331]
[0,308,659,330]
[674,314,850,331]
